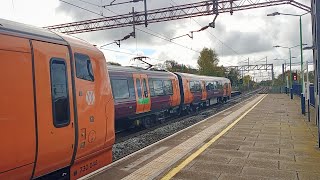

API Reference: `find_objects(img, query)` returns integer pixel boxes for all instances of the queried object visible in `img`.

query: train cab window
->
[75,53,94,81]
[163,80,173,95]
[136,79,142,98]
[153,80,164,96]
[111,79,130,99]
[50,58,70,128]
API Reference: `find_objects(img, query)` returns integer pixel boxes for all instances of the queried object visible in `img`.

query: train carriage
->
[175,73,231,112]
[108,66,181,129]
[0,18,114,180]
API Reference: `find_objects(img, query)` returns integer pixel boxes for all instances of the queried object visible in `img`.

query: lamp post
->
[273,45,305,99]
[268,11,309,114]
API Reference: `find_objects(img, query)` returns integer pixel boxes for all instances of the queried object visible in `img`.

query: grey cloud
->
[223,31,273,55]
[53,0,313,66]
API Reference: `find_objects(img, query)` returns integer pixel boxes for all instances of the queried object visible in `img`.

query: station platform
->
[83,94,320,180]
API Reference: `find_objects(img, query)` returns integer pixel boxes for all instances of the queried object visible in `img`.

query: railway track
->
[112,87,268,161]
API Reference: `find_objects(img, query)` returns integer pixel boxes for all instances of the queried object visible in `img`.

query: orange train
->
[0,18,231,179]
[0,19,115,179]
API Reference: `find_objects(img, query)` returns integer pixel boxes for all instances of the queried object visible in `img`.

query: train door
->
[223,83,227,96]
[133,74,144,114]
[0,35,36,179]
[141,74,151,112]
[201,81,207,101]
[32,41,75,178]
[133,74,151,114]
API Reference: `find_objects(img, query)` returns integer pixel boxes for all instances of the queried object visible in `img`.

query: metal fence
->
[291,84,315,107]
[310,84,315,107]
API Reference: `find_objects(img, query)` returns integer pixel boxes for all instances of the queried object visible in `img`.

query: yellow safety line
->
[161,94,267,180]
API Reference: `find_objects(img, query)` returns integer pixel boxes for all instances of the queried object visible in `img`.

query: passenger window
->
[111,79,130,99]
[189,81,195,92]
[196,81,201,92]
[50,58,70,128]
[136,79,142,98]
[206,82,213,91]
[75,53,94,81]
[143,79,149,98]
[153,80,164,96]
[128,78,136,98]
[163,80,173,95]
[149,79,155,97]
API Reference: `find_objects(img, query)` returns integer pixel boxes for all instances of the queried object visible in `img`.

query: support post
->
[300,15,305,115]
[132,7,136,38]
[311,0,320,148]
[144,0,148,27]
[289,48,293,99]
[282,64,285,82]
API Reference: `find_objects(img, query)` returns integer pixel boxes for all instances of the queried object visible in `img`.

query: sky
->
[0,0,314,81]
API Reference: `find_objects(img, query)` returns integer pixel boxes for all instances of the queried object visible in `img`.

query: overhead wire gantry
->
[46,0,310,34]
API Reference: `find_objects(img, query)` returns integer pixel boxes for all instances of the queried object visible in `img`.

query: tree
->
[308,71,314,83]
[197,47,224,76]
[107,62,122,66]
[164,60,198,74]
[243,75,251,87]
[227,68,240,86]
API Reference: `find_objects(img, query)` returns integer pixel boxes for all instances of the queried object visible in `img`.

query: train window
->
[75,53,94,81]
[50,58,70,128]
[190,81,201,92]
[136,79,142,98]
[128,78,136,98]
[153,80,164,96]
[213,82,217,89]
[163,80,173,95]
[143,79,149,98]
[216,81,222,89]
[189,81,195,92]
[149,79,155,96]
[195,81,201,92]
[111,79,130,99]
[206,82,214,91]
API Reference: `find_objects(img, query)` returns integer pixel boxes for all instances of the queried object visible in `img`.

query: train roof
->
[0,18,67,45]
[175,72,230,82]
[0,18,99,53]
[107,65,176,77]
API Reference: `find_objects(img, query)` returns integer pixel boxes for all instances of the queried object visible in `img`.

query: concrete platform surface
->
[84,94,320,180]
[170,94,320,180]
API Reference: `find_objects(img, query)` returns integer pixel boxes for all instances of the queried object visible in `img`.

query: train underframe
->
[115,95,231,131]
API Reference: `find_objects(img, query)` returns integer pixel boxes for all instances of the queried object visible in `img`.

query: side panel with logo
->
[70,48,114,179]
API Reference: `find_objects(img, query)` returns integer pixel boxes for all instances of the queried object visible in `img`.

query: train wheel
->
[142,116,152,129]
